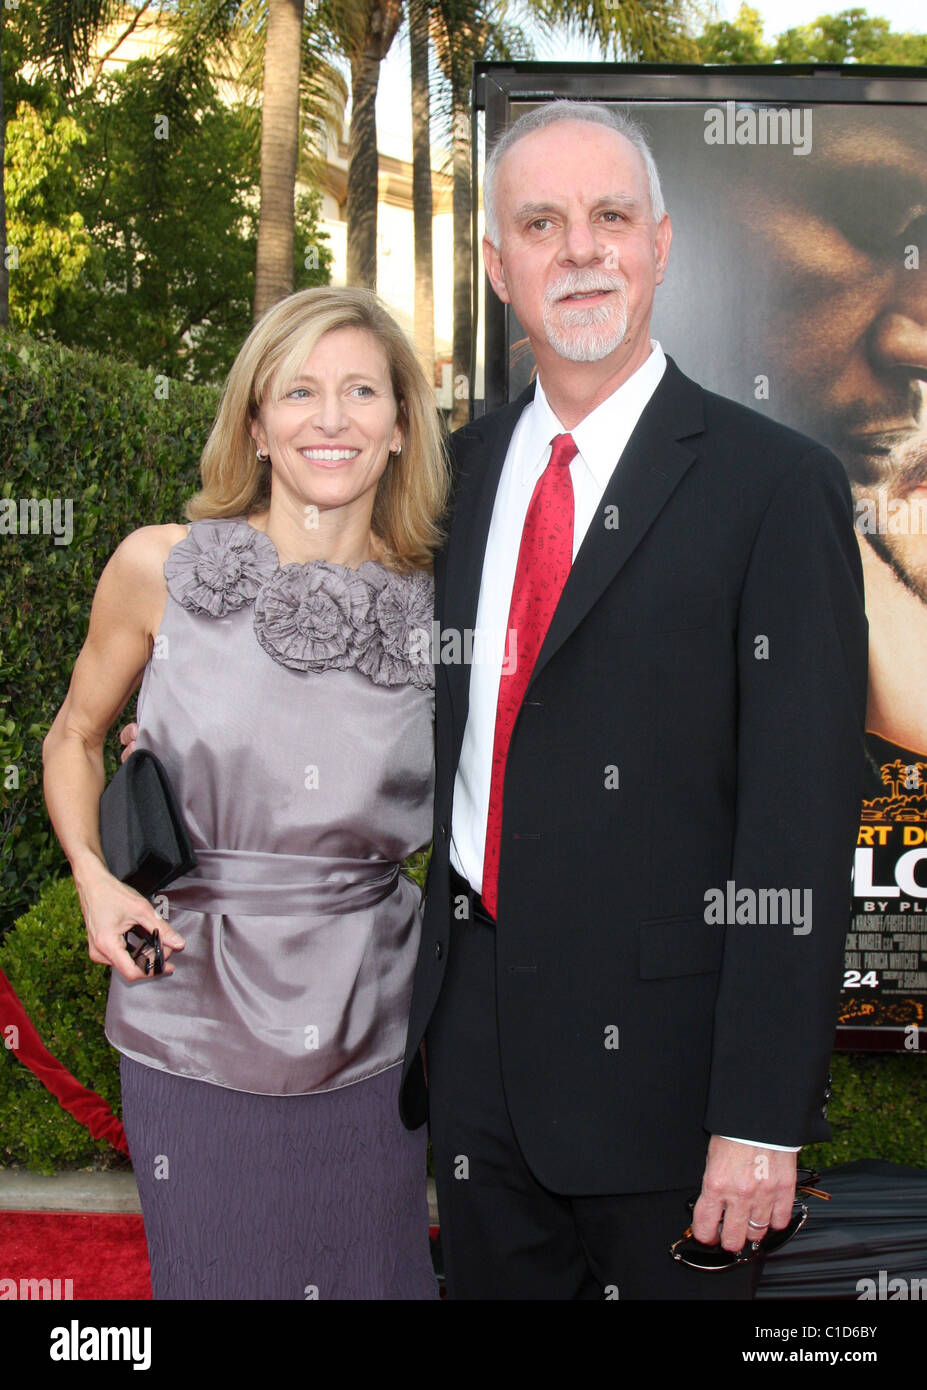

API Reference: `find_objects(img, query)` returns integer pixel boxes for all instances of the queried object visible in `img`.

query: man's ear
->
[654,214,672,285]
[483,235,511,305]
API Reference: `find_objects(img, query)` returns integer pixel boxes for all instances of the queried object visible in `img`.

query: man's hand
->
[119,721,139,763]
[691,1135,797,1252]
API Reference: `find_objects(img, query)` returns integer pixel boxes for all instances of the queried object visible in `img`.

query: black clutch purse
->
[99,748,197,897]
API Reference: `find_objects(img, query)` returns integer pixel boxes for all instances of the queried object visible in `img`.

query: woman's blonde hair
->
[188,286,450,572]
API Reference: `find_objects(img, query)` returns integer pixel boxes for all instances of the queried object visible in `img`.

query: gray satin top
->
[105,518,435,1095]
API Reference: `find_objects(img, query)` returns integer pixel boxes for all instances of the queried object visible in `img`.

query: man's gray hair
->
[482,100,666,246]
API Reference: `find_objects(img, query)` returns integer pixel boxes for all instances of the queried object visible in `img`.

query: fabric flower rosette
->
[165,519,434,691]
[163,517,279,618]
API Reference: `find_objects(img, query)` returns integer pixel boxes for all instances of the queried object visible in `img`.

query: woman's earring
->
[256,448,270,462]
[389,444,402,457]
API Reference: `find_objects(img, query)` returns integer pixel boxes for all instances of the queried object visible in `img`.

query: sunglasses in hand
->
[123,924,164,977]
[669,1169,830,1270]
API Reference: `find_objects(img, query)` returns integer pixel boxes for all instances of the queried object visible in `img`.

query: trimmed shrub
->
[804,1052,927,1170]
[0,876,123,1173]
[0,331,220,935]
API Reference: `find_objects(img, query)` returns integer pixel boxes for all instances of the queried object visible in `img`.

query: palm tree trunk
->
[409,0,434,377]
[346,0,402,290]
[347,49,379,290]
[450,84,471,428]
[254,0,305,321]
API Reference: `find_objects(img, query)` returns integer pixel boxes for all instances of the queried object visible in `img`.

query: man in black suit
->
[399,100,869,1299]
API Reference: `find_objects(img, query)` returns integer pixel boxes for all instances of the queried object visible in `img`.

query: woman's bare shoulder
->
[108,523,189,580]
[96,525,190,629]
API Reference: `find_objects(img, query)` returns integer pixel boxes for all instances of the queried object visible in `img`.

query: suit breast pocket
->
[638,914,725,979]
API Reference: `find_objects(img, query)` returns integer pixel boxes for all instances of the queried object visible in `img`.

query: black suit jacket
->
[399,356,868,1195]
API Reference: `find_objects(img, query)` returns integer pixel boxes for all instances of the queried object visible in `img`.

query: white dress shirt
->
[448,340,798,1154]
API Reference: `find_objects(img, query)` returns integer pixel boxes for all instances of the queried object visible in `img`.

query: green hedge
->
[803,1053,927,1170]
[0,331,220,936]
[1,875,924,1174]
[0,877,122,1172]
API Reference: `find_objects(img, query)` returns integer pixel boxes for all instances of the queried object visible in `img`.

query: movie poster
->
[496,89,927,1049]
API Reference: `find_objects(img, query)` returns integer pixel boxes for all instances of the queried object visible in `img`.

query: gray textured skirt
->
[120,1054,438,1300]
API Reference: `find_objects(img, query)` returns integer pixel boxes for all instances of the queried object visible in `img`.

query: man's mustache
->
[543,271,625,305]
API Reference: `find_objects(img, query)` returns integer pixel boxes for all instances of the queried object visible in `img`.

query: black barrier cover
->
[756,1160,927,1298]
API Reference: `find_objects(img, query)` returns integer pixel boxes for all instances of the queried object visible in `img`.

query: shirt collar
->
[520,341,667,488]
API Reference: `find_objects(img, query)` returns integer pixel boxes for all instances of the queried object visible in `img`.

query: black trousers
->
[425,879,762,1300]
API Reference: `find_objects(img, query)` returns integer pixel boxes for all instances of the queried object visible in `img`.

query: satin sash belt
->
[164,849,401,916]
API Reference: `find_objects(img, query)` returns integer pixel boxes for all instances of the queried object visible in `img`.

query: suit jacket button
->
[435,941,444,960]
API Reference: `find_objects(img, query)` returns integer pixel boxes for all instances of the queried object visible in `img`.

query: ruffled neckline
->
[163,517,434,689]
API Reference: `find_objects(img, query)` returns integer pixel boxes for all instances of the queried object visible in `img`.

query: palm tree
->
[342,0,404,289]
[253,0,306,318]
[153,0,345,319]
[531,0,700,61]
[409,0,434,376]
[430,0,531,426]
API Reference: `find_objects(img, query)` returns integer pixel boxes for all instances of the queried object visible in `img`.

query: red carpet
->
[0,1211,152,1300]
[0,1212,442,1299]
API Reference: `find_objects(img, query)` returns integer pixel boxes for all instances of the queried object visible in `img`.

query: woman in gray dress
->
[42,287,449,1299]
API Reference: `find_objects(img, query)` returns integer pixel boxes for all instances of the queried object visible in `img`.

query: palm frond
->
[35,0,123,86]
[529,0,699,61]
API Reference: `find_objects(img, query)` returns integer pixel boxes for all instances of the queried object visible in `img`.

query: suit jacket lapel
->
[531,357,705,687]
[441,384,536,734]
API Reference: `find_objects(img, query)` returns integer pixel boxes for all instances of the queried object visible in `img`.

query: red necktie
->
[481,432,577,919]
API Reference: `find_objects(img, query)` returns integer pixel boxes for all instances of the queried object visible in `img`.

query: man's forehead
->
[495,122,649,202]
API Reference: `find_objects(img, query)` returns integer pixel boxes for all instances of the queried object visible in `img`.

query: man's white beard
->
[542,272,628,363]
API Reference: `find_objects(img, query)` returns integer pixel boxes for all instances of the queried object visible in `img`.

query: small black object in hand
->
[124,924,164,976]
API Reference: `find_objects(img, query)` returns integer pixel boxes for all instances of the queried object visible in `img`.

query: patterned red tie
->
[481,432,577,919]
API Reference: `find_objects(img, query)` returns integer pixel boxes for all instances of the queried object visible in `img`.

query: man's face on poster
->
[728,110,927,598]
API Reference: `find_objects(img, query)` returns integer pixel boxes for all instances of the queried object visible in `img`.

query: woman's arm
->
[42,524,188,981]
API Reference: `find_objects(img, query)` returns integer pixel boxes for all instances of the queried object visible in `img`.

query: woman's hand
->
[74,853,185,982]
[119,722,139,763]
